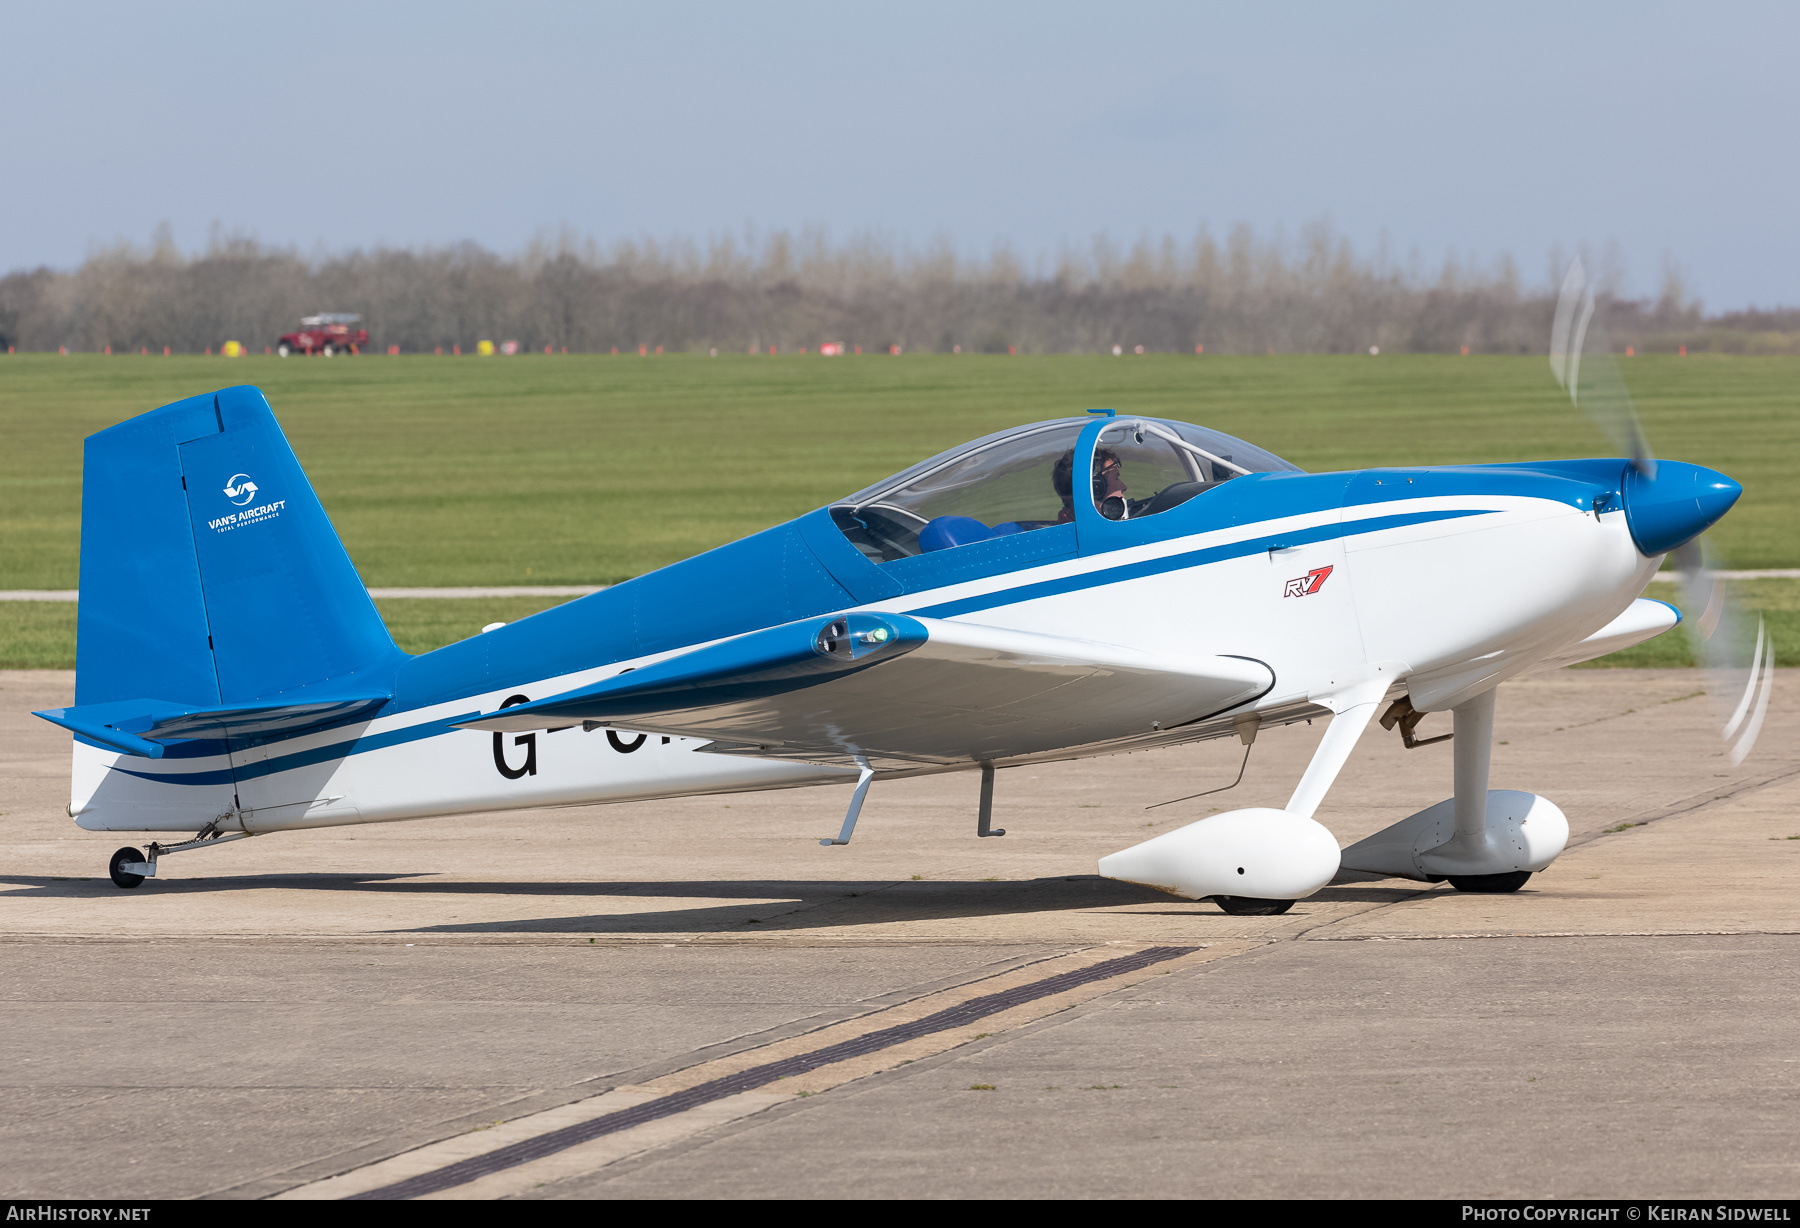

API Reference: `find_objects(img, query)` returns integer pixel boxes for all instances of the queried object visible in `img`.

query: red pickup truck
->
[276,314,369,356]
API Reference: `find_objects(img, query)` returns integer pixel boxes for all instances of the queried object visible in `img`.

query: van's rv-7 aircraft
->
[37,301,1761,913]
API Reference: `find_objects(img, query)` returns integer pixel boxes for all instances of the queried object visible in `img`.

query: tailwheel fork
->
[105,827,255,889]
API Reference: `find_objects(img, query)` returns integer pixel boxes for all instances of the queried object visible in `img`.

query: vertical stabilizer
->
[77,385,401,709]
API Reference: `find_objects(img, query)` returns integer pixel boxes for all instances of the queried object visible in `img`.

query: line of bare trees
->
[1,221,1775,356]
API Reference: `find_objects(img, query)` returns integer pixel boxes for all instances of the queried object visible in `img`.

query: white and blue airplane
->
[37,277,1758,913]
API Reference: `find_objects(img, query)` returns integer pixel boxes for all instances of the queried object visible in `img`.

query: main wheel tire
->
[1448,870,1532,893]
[322,344,335,357]
[276,344,289,357]
[109,847,146,889]
[1215,896,1294,916]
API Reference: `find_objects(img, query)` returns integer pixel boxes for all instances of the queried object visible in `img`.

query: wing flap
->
[459,613,1272,764]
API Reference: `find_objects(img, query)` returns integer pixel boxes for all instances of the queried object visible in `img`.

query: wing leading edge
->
[459,612,1273,766]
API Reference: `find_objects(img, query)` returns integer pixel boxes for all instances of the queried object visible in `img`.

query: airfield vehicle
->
[276,313,368,357]
[36,263,1767,906]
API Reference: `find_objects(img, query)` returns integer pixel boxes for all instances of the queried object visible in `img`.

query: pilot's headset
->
[1092,447,1128,519]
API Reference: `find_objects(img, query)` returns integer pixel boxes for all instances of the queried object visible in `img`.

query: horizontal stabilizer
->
[460,613,1272,765]
[35,694,390,759]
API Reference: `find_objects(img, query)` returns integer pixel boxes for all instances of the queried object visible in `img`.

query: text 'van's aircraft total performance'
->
[38,262,1767,913]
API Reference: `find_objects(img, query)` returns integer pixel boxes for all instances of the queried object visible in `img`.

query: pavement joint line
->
[563,941,1295,1195]
[1563,759,1800,851]
[360,945,1205,1200]
[283,944,1200,1200]
[597,944,1156,1098]
[0,932,1081,947]
[221,944,1080,1199]
[408,1090,790,1200]
[1286,758,1800,943]
[1283,890,1446,942]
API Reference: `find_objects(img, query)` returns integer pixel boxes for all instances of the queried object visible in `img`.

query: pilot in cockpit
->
[1052,447,1150,522]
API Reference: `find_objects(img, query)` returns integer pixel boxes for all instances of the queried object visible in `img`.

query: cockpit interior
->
[831,416,1302,563]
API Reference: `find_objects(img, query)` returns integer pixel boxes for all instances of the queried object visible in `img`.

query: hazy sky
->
[5,1,1795,309]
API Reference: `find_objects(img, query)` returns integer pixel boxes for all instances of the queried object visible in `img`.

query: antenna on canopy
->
[1086,408,1117,417]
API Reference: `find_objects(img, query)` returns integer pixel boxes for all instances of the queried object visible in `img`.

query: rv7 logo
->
[1283,565,1333,598]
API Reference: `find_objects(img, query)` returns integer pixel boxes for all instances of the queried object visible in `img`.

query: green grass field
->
[2,352,1794,667]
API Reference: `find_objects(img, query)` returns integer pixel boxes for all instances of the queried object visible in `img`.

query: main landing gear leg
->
[1340,685,1568,885]
[821,758,875,846]
[1097,666,1404,911]
[1443,690,1530,893]
[976,761,1005,837]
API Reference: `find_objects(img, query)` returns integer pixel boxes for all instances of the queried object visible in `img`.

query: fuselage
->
[71,453,1684,836]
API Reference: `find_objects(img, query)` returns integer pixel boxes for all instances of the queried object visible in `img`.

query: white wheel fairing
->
[1097,807,1342,901]
[1338,790,1569,882]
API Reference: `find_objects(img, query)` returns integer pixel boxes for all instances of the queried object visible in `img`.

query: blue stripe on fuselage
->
[908,507,1494,619]
[111,710,482,788]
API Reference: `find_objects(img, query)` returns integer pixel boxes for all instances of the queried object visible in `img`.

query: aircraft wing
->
[459,612,1272,765]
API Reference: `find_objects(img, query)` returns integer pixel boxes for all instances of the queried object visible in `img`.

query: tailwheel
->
[1448,871,1531,893]
[109,847,146,889]
[1214,896,1294,916]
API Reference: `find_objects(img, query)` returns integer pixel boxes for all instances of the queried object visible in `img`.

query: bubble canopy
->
[831,415,1302,563]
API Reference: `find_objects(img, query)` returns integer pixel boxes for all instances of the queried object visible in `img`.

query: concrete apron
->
[2,667,1798,1200]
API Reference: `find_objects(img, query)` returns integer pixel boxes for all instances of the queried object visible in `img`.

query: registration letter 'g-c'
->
[493,694,538,780]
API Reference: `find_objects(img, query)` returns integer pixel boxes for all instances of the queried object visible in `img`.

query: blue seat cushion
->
[919,515,996,552]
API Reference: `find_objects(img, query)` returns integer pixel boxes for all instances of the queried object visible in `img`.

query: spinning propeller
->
[1549,259,1771,765]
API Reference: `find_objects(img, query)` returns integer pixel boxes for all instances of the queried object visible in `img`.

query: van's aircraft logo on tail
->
[207,473,285,533]
[1283,565,1333,598]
